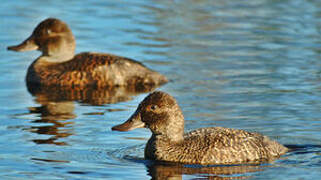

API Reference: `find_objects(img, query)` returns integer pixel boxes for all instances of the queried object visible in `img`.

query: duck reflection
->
[28,100,75,146]
[27,83,157,105]
[27,84,157,146]
[147,161,264,180]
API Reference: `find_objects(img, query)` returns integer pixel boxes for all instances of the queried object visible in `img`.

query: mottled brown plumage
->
[112,91,288,165]
[7,18,168,88]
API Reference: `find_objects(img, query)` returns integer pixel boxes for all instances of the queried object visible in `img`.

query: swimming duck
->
[112,91,288,165]
[7,18,168,88]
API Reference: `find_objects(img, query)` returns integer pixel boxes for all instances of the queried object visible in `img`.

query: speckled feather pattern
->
[146,127,288,164]
[27,52,167,87]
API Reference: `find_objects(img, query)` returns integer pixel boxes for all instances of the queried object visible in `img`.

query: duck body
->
[8,18,167,88]
[145,127,287,164]
[112,91,288,165]
[27,52,167,88]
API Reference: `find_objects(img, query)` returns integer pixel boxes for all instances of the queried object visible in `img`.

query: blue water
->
[1,0,321,179]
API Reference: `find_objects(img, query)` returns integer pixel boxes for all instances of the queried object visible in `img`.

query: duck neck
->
[42,50,74,63]
[153,128,184,144]
[41,35,76,63]
[162,110,185,143]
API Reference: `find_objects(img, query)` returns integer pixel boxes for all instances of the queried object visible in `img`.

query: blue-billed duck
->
[7,18,168,88]
[112,91,288,165]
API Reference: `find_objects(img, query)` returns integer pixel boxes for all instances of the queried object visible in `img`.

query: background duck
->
[7,18,168,88]
[112,91,288,165]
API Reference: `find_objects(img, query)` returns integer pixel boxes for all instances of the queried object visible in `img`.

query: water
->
[1,0,321,179]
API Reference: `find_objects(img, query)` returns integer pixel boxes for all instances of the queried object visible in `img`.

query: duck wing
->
[45,52,167,87]
[183,127,287,164]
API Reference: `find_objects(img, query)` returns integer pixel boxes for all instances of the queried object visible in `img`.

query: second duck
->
[7,18,168,88]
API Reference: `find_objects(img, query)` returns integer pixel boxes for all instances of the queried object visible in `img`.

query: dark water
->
[1,0,321,179]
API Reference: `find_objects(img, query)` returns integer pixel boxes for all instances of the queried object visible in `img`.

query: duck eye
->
[150,105,158,110]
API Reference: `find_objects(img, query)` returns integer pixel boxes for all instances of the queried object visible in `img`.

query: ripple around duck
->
[282,144,321,167]
[106,144,146,165]
[29,146,143,167]
[104,143,321,179]
[105,143,271,179]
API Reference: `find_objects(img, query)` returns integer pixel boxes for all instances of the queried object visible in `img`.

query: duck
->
[112,91,288,165]
[7,18,168,88]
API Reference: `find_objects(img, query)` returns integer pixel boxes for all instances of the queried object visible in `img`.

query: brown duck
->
[112,91,288,165]
[7,18,168,88]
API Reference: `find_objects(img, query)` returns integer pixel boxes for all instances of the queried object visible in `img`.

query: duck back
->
[27,52,168,88]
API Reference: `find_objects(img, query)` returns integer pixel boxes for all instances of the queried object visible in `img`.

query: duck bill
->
[7,36,38,52]
[112,110,145,132]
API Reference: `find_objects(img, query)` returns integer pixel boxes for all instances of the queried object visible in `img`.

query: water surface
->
[1,0,321,179]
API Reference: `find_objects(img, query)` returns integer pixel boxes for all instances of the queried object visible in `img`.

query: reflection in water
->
[27,83,158,105]
[28,100,75,146]
[31,158,70,163]
[26,83,158,145]
[147,161,264,180]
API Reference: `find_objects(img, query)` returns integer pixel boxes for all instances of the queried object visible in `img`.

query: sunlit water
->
[1,0,321,179]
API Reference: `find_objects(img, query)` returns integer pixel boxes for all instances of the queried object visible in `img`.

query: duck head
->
[112,91,185,142]
[8,18,75,60]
